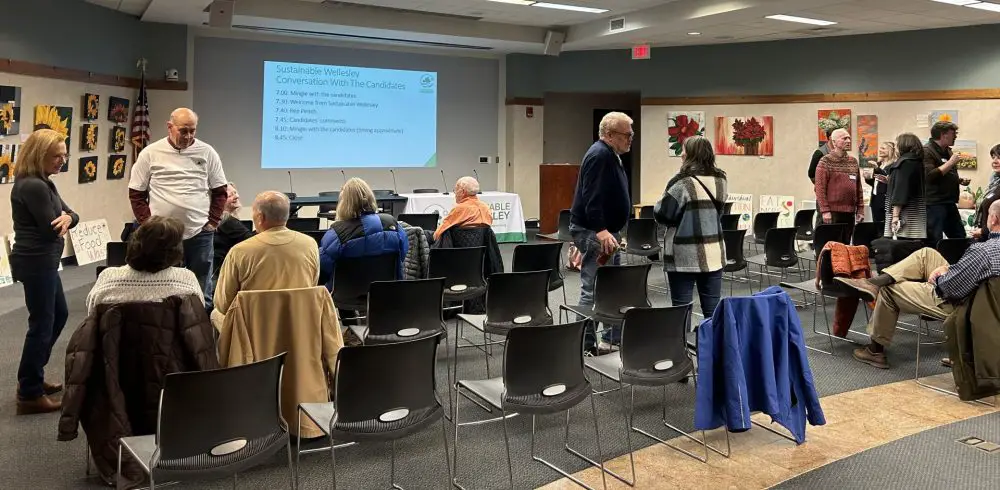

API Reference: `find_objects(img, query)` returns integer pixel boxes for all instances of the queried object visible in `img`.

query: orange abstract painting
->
[714,116,774,156]
[857,115,878,167]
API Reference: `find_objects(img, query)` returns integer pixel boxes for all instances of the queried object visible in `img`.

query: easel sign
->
[69,219,112,266]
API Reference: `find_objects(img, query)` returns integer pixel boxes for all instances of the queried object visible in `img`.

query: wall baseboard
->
[0,58,188,91]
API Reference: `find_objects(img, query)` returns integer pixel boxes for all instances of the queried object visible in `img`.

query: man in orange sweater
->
[815,128,864,237]
[433,176,493,241]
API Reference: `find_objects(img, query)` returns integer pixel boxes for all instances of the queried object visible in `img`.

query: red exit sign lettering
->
[632,44,650,60]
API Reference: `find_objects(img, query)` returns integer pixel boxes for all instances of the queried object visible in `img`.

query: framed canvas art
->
[818,109,851,146]
[80,124,98,152]
[34,105,73,157]
[110,126,126,152]
[666,112,705,157]
[929,110,958,126]
[0,144,17,184]
[0,85,21,136]
[857,115,878,168]
[83,93,100,121]
[78,156,98,184]
[107,154,126,180]
[954,140,977,170]
[108,96,129,124]
[714,116,773,156]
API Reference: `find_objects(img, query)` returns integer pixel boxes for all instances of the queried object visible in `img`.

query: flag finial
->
[136,57,148,74]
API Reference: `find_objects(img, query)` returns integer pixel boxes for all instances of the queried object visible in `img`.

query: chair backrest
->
[366,278,445,339]
[722,229,747,271]
[752,212,780,241]
[638,205,654,220]
[812,223,849,258]
[937,238,972,265]
[285,217,320,232]
[502,321,587,401]
[157,353,286,460]
[412,188,439,194]
[485,270,552,325]
[332,253,400,307]
[557,209,571,236]
[240,219,253,231]
[852,221,884,250]
[318,190,340,214]
[512,242,563,290]
[428,247,486,291]
[620,304,692,375]
[398,213,439,232]
[303,230,325,246]
[723,201,734,215]
[625,218,659,249]
[763,227,798,267]
[333,334,441,425]
[373,189,396,198]
[720,214,741,231]
[594,263,652,317]
[793,209,816,240]
[106,241,127,266]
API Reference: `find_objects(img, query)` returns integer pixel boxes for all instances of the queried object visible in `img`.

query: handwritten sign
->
[0,236,12,287]
[727,193,753,231]
[68,219,112,266]
[760,195,795,228]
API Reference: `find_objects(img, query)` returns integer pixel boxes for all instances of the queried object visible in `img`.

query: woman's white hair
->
[598,111,633,139]
[456,176,480,195]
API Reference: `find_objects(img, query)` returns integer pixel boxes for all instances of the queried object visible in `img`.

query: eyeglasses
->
[612,130,635,140]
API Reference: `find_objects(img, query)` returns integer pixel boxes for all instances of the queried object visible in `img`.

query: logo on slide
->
[420,74,436,89]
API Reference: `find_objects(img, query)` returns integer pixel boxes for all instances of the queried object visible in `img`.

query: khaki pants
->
[868,248,954,346]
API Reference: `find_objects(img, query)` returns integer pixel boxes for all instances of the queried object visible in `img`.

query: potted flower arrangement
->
[731,117,767,155]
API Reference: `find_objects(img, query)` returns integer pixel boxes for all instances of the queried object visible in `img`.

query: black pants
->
[926,203,965,246]
[824,212,856,243]
[13,260,68,400]
[870,194,886,227]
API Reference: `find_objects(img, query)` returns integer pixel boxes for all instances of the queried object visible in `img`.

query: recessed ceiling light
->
[932,0,982,5]
[765,14,837,26]
[532,2,609,13]
[967,1,1000,11]
[688,32,702,35]
[487,0,537,5]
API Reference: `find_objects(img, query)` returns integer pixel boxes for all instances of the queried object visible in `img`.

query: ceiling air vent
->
[609,17,625,31]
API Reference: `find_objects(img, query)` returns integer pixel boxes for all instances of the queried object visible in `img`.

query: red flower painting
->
[714,116,774,156]
[667,112,705,156]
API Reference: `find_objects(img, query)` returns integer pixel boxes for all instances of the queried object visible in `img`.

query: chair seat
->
[443,286,487,303]
[779,279,820,295]
[299,402,443,443]
[723,260,747,273]
[503,381,592,415]
[363,326,447,345]
[548,276,565,292]
[121,430,287,481]
[333,297,368,313]
[622,358,693,387]
[584,352,622,382]
[459,313,553,335]
[457,377,504,410]
[747,253,797,268]
[562,304,625,327]
[537,232,572,242]
[625,245,661,257]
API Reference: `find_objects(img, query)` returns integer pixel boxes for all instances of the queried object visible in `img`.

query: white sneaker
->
[596,341,620,354]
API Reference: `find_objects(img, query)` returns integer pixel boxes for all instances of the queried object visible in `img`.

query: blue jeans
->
[183,229,215,311]
[570,225,621,350]
[926,203,965,246]
[14,262,68,400]
[667,270,723,319]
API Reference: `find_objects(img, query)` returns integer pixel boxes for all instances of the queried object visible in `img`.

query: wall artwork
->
[760,195,795,228]
[108,96,129,124]
[80,124,98,152]
[929,110,958,126]
[954,140,977,170]
[83,93,100,121]
[856,115,878,168]
[0,85,21,136]
[727,193,754,231]
[818,109,851,146]
[110,126,126,152]
[107,154,126,180]
[714,116,773,156]
[667,112,705,157]
[0,237,12,288]
[0,144,18,184]
[78,156,98,184]
[34,105,73,160]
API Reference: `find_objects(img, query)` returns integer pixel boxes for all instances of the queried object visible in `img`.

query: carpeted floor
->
[0,236,956,489]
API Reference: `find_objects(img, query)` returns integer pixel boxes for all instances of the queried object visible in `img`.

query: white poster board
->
[760,195,796,228]
[68,219,113,266]
[0,236,13,288]
[6,232,65,273]
[726,193,753,231]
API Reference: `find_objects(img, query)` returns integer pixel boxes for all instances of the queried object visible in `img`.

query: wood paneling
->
[642,88,1000,106]
[539,163,579,234]
[0,58,188,91]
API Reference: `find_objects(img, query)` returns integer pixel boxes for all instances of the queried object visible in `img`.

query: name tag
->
[849,175,857,180]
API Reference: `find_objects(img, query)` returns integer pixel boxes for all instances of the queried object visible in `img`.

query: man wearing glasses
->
[568,111,634,355]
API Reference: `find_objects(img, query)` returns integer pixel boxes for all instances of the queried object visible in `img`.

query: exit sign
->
[632,44,650,60]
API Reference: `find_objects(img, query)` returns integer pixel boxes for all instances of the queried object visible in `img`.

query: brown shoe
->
[835,277,880,302]
[16,395,62,415]
[16,381,64,397]
[853,346,889,369]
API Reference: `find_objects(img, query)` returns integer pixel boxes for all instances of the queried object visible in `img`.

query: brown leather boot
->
[16,395,62,415]
[15,381,64,396]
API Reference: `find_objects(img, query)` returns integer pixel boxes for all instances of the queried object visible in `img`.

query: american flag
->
[130,73,150,161]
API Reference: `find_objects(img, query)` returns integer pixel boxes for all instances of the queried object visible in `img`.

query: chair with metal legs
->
[623,218,661,264]
[797,223,849,271]
[746,227,799,291]
[936,238,972,265]
[722,229,751,296]
[748,212,780,255]
[454,320,619,490]
[559,264,653,350]
[298,334,452,490]
[513,242,568,304]
[117,354,294,490]
[538,209,573,242]
[720,214,740,231]
[793,209,816,242]
[332,253,400,326]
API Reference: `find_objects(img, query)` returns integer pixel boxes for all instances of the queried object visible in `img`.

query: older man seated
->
[212,191,319,326]
[837,200,1000,369]
[433,176,492,241]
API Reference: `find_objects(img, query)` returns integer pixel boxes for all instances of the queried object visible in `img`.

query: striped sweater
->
[815,153,863,215]
[653,175,728,273]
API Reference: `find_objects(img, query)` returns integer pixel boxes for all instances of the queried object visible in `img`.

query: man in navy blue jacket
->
[569,111,634,353]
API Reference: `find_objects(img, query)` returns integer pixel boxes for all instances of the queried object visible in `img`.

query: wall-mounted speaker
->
[543,30,565,56]
[209,0,235,29]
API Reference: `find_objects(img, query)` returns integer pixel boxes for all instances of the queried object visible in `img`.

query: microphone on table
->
[440,169,450,195]
[473,169,481,194]
[287,170,294,194]
[340,169,347,185]
[390,169,398,195]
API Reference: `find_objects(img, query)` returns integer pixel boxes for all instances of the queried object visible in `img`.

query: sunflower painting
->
[80,124,98,152]
[110,126,126,152]
[78,156,98,184]
[107,154,126,180]
[108,96,129,124]
[34,105,73,157]
[83,93,100,120]
[0,85,21,136]
[0,144,17,184]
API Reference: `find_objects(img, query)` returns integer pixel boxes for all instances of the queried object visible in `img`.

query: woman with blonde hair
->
[9,129,78,415]
[318,177,407,288]
[864,141,898,226]
[212,182,254,280]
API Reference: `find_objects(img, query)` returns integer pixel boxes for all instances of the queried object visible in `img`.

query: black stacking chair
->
[798,223,849,267]
[285,217,320,232]
[722,229,750,296]
[240,219,254,231]
[723,201,734,215]
[107,242,127,266]
[560,264,652,347]
[412,188,439,194]
[793,209,816,241]
[454,320,618,489]
[720,214,741,231]
[585,304,730,474]
[937,238,972,265]
[512,242,567,304]
[623,218,661,264]
[637,205,654,219]
[397,213,439,233]
[749,212,780,254]
[852,221,884,252]
[331,253,399,324]
[746,227,799,290]
[538,209,572,242]
[298,335,451,490]
[353,278,446,345]
[118,354,293,490]
[428,247,487,312]
[303,230,325,246]
[317,190,339,221]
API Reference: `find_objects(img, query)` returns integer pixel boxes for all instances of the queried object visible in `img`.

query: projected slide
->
[261,61,437,168]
